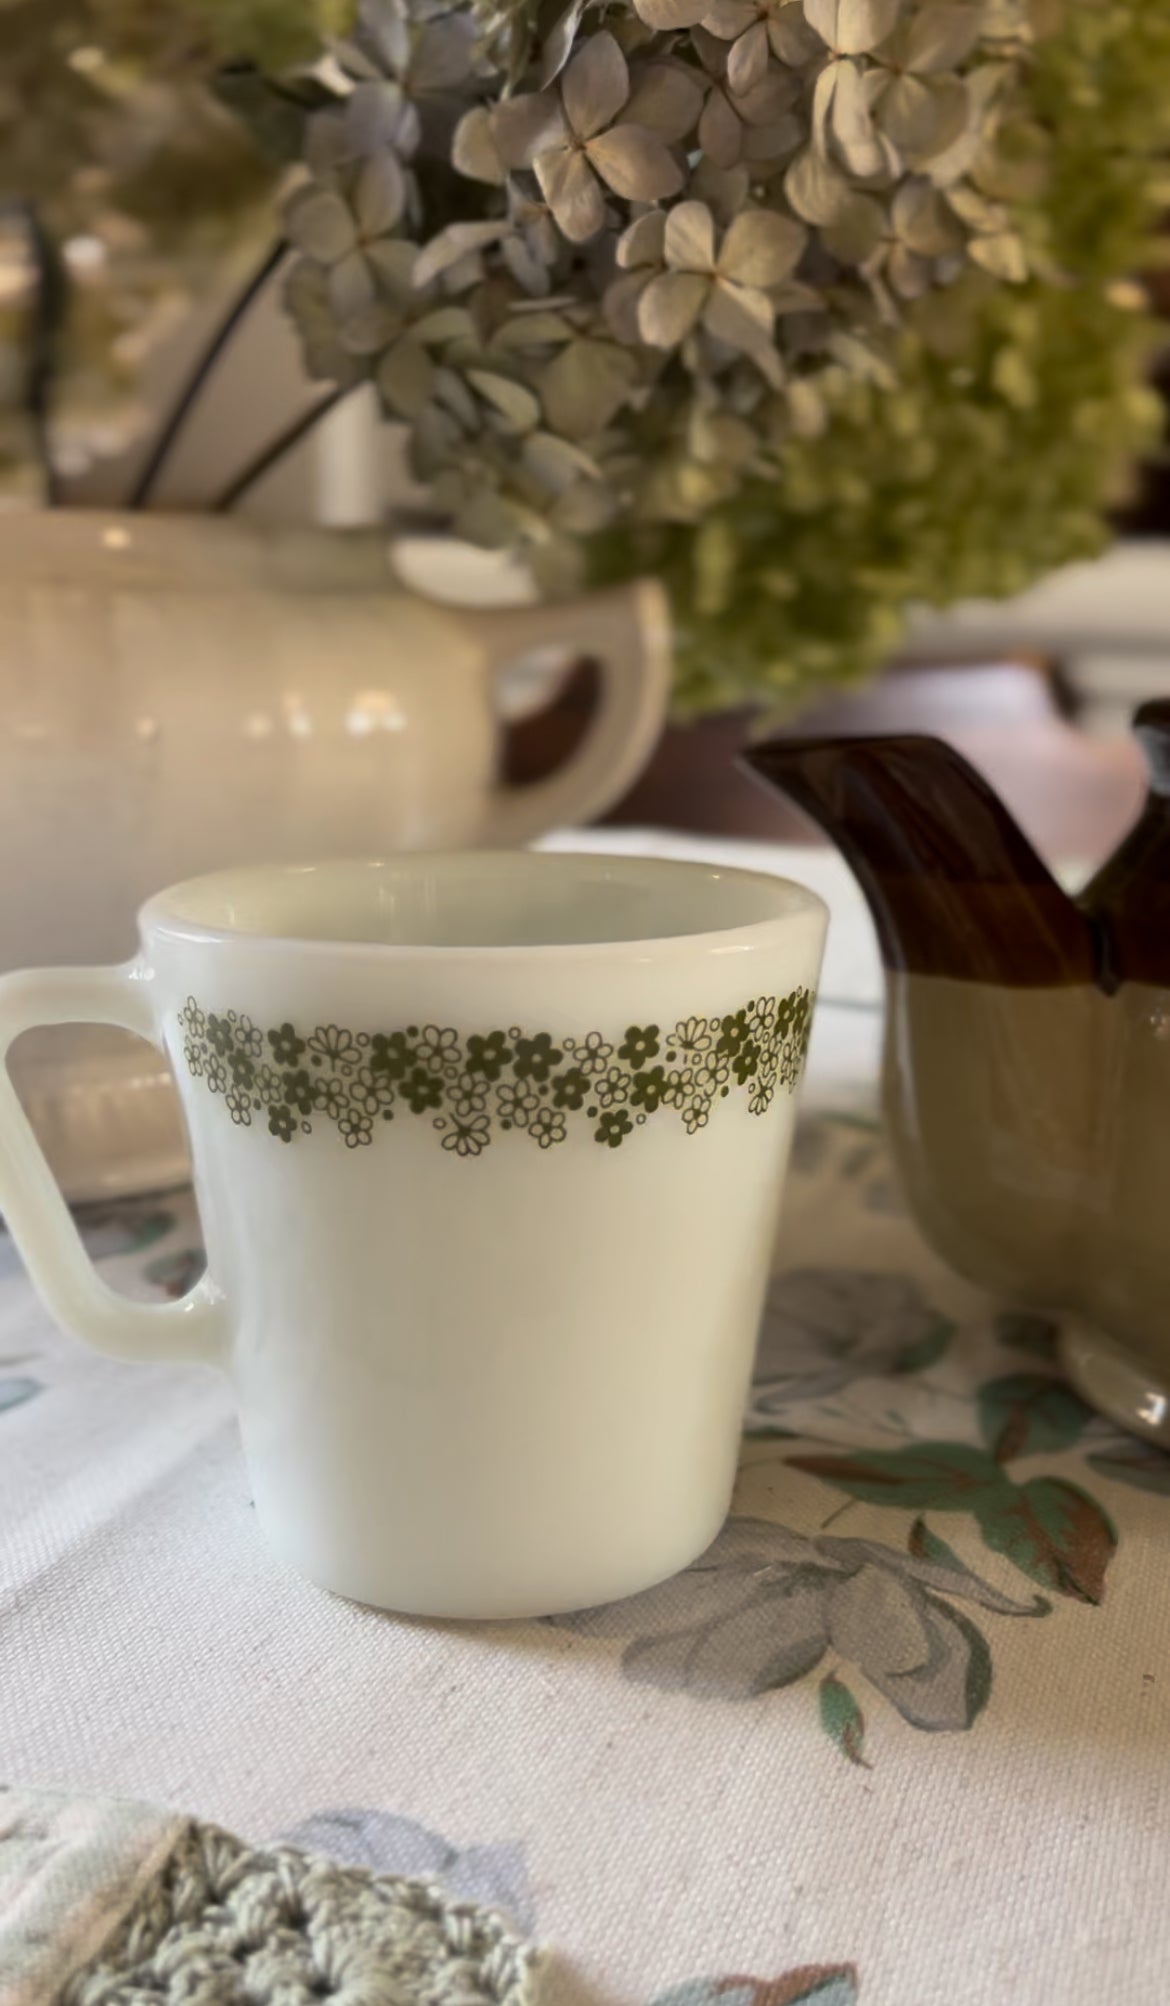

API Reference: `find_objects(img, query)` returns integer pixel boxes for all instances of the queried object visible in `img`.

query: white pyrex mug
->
[0,853,827,1618]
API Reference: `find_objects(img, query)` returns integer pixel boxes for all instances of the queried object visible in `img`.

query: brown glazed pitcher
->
[746,701,1170,1445]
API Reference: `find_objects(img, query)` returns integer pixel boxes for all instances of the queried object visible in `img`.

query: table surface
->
[2,834,1168,2006]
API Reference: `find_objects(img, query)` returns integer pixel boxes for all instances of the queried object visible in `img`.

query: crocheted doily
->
[0,1790,539,2006]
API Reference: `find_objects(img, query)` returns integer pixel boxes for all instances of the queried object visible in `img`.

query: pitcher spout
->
[744,734,1099,988]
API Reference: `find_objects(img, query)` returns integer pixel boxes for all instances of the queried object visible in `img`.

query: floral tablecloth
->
[1,838,1168,2006]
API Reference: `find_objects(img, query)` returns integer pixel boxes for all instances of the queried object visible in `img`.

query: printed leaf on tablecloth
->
[787,1441,1004,1511]
[1087,1441,1170,1496]
[0,1376,40,1413]
[891,1317,955,1375]
[77,1205,177,1259]
[976,1373,1091,1462]
[818,1672,869,1768]
[974,1476,1116,1603]
[560,1516,1043,1740]
[280,1809,534,1930]
[649,1968,859,2006]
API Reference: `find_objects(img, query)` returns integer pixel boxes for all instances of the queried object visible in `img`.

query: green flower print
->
[572,1030,613,1075]
[512,1033,563,1083]
[629,1066,667,1113]
[418,1026,460,1076]
[268,1022,306,1066]
[229,1050,257,1089]
[496,1083,540,1131]
[465,1031,512,1081]
[370,1031,416,1081]
[402,1068,443,1115]
[315,1081,350,1123]
[450,1074,489,1118]
[731,1037,762,1087]
[350,1065,396,1117]
[308,1025,359,1072]
[224,1087,253,1127]
[442,1113,491,1157]
[716,1009,749,1058]
[207,1013,235,1059]
[551,1066,590,1111]
[232,1016,263,1059]
[618,1024,659,1069]
[670,1015,711,1057]
[283,1069,317,1116]
[177,987,815,1157]
[748,1073,776,1116]
[594,1067,630,1109]
[338,1109,374,1148]
[530,1107,567,1149]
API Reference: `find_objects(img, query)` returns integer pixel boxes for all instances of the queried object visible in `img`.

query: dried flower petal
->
[786,144,855,223]
[539,337,638,434]
[699,87,744,167]
[413,220,510,287]
[452,105,506,182]
[493,91,568,169]
[541,0,586,85]
[285,188,358,262]
[536,144,608,239]
[618,209,669,267]
[640,268,711,344]
[634,0,709,27]
[899,0,982,70]
[728,20,770,93]
[467,369,542,429]
[804,0,903,55]
[719,208,806,284]
[377,334,436,415]
[665,200,718,271]
[563,32,630,140]
[625,62,706,141]
[354,153,407,236]
[587,124,684,200]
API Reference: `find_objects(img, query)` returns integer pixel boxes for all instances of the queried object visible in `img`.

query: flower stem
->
[129,238,288,509]
[211,383,354,513]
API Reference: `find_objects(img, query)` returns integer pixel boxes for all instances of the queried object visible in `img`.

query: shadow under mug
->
[0,853,827,1618]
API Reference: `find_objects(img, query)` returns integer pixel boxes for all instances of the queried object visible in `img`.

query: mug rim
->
[140,852,827,962]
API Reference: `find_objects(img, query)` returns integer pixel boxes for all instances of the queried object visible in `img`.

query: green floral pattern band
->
[176,989,813,1156]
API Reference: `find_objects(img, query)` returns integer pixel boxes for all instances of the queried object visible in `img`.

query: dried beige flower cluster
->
[283,0,1037,585]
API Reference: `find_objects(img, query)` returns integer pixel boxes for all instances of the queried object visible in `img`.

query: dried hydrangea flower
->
[284,157,415,332]
[490,31,686,241]
[633,200,805,386]
[692,29,805,168]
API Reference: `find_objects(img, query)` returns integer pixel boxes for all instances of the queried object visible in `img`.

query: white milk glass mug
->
[0,854,826,1618]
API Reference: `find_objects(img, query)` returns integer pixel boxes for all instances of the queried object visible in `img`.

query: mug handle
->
[478,578,673,847]
[0,964,226,1364]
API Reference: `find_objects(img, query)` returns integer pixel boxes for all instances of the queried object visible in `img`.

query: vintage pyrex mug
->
[0,853,826,1617]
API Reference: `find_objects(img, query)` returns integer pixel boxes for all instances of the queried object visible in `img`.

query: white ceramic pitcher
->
[0,511,672,1198]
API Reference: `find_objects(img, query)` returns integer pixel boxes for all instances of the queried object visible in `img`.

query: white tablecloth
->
[1,837,1168,2006]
